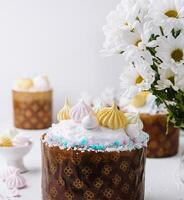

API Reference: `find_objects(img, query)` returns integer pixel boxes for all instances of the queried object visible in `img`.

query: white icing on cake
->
[13,75,51,92]
[44,119,149,152]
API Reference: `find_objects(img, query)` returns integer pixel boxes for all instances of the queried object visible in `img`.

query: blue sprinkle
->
[90,144,105,151]
[113,140,121,146]
[63,141,68,148]
[80,138,87,146]
[90,144,97,150]
[98,145,105,150]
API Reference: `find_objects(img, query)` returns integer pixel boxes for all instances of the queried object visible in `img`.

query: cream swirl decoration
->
[70,100,93,122]
[125,112,143,128]
[97,102,127,130]
[130,91,149,108]
[6,171,26,189]
[13,134,30,146]
[125,113,144,139]
[57,99,71,121]
[0,167,20,181]
[82,114,99,130]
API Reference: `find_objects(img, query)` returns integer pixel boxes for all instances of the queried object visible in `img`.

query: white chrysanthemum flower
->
[175,66,184,91]
[120,62,155,99]
[156,66,178,90]
[165,18,184,35]
[102,0,148,55]
[123,45,153,65]
[148,0,184,20]
[156,33,184,71]
[142,19,181,45]
[120,0,148,25]
[102,27,142,55]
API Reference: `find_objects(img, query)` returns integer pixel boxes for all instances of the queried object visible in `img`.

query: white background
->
[0,0,123,123]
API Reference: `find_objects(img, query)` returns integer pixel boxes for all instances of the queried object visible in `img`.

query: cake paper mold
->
[140,113,179,158]
[13,90,52,130]
[42,135,146,200]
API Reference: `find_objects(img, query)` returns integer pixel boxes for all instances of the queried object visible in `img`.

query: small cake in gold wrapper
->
[13,75,52,130]
[122,92,179,158]
[140,113,179,158]
[41,100,149,200]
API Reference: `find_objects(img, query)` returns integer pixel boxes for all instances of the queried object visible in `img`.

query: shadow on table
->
[145,198,158,200]
[27,167,41,175]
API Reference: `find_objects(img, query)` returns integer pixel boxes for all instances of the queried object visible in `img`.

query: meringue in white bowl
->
[0,141,33,173]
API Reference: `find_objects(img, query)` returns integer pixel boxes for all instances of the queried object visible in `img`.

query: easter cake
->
[121,92,179,158]
[12,75,52,130]
[41,100,149,200]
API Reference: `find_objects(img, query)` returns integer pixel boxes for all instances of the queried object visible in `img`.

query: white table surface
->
[0,128,184,200]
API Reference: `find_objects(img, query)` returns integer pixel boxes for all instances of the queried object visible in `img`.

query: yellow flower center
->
[168,76,175,84]
[124,22,128,26]
[135,39,142,47]
[165,10,178,18]
[135,75,144,85]
[171,49,183,62]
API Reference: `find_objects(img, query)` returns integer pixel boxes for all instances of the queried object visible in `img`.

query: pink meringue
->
[0,167,20,181]
[6,171,26,189]
[13,134,30,146]
[11,188,20,197]
[70,100,93,122]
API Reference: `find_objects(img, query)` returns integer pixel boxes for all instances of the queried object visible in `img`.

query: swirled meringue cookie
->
[13,75,51,92]
[44,100,149,152]
[12,134,30,146]
[0,129,31,147]
[82,114,99,130]
[11,188,20,197]
[70,100,93,122]
[97,102,126,130]
[57,99,71,121]
[0,167,20,181]
[6,171,26,189]
[122,93,165,115]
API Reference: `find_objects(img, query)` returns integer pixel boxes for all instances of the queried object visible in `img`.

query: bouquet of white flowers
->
[102,0,184,128]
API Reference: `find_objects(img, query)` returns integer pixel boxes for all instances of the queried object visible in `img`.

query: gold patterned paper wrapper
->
[13,90,52,130]
[41,135,146,200]
[140,113,179,158]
